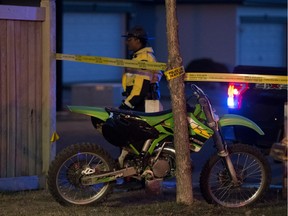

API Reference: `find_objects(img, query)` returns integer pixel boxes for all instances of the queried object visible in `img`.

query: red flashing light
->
[227,83,248,109]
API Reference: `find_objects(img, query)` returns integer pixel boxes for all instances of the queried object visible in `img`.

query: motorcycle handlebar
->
[190,84,214,122]
[190,84,205,98]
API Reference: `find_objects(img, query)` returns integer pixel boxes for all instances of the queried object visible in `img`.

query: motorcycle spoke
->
[56,152,110,204]
[206,150,266,207]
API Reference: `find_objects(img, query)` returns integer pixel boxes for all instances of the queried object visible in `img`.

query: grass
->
[0,187,286,216]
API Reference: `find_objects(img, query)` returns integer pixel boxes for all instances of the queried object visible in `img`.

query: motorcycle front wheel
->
[47,143,116,206]
[199,144,271,208]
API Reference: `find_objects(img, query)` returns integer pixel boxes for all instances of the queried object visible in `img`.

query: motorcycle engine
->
[152,158,171,178]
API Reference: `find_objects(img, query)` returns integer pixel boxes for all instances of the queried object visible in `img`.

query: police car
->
[225,65,287,154]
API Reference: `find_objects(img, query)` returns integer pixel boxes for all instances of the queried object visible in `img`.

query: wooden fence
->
[0,2,56,191]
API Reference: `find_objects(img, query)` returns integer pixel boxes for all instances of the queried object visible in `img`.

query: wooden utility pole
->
[165,0,193,205]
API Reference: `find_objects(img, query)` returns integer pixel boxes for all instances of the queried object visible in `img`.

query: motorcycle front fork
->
[198,95,238,185]
[213,130,239,185]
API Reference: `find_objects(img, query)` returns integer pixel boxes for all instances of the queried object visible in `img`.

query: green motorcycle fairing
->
[67,105,264,154]
[219,114,264,135]
[142,110,214,153]
[68,105,110,122]
[68,105,174,125]
[192,104,264,135]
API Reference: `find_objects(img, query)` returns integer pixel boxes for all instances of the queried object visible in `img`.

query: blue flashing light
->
[227,96,236,109]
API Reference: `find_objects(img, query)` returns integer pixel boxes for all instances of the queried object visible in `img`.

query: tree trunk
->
[165,0,193,205]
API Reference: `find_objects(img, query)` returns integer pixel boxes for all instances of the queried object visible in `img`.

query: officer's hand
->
[119,102,132,110]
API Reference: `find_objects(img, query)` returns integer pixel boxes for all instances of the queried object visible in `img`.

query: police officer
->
[119,26,162,112]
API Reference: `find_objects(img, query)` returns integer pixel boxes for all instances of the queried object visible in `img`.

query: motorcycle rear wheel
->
[199,144,271,208]
[47,143,115,206]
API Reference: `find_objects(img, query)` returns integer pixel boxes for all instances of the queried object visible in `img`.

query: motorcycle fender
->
[219,114,264,135]
[67,105,109,121]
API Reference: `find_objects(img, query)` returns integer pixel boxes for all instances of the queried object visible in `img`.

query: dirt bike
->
[47,84,271,208]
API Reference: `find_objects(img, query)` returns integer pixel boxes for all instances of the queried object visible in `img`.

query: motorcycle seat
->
[105,107,172,117]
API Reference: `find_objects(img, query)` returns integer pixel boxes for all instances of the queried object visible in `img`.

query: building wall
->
[236,6,287,67]
[62,12,126,84]
[155,4,237,70]
[60,2,287,84]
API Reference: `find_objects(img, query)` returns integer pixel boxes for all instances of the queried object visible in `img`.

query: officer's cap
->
[122,26,154,40]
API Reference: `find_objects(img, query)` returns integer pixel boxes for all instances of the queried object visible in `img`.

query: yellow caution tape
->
[164,66,185,80]
[184,73,287,85]
[50,132,60,142]
[55,53,167,71]
[55,53,287,85]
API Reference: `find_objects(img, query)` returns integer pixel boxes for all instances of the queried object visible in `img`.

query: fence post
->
[40,0,56,178]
